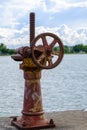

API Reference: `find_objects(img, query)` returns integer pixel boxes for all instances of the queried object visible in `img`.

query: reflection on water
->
[0,54,87,117]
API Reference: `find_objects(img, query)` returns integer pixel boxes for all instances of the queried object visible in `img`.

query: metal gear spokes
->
[31,32,64,69]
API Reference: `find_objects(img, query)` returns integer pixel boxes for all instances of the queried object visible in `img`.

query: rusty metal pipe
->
[30,12,35,46]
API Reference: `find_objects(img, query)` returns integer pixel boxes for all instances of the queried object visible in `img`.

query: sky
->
[0,0,87,48]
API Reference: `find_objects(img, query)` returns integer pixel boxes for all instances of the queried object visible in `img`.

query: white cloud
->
[0,0,44,28]
[44,0,87,13]
[0,26,29,47]
[0,28,15,38]
[36,26,59,35]
[35,24,87,46]
[0,0,87,47]
[1,0,43,11]
[0,24,87,48]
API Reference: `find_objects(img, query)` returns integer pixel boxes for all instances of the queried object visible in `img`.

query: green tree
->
[64,45,69,53]
[83,45,87,53]
[0,43,7,53]
[73,44,84,53]
[53,46,60,51]
[0,43,16,55]
[7,49,17,55]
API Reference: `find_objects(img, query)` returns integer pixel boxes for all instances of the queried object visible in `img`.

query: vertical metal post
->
[11,12,56,129]
[30,12,35,46]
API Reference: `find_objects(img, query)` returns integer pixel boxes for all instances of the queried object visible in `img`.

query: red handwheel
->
[31,33,64,69]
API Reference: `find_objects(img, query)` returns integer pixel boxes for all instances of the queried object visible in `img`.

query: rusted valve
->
[11,12,64,129]
[31,32,64,69]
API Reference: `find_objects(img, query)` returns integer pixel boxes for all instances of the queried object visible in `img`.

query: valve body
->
[11,56,55,129]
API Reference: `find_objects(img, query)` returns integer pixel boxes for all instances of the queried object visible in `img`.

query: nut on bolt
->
[22,121,27,127]
[49,119,54,124]
[13,117,17,121]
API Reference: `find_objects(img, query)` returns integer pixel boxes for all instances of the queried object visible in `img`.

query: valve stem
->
[30,12,35,46]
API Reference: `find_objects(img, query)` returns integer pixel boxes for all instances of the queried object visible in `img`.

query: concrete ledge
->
[0,110,87,130]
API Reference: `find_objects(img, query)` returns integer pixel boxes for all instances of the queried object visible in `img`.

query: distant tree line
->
[54,44,87,54]
[0,43,16,55]
[0,43,87,55]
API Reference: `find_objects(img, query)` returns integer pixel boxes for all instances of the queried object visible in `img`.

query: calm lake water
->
[0,54,87,117]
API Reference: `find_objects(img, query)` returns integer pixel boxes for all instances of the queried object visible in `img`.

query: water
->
[0,54,87,117]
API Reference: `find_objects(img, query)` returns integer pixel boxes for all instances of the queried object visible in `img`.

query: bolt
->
[49,119,54,125]
[13,117,17,121]
[22,121,27,127]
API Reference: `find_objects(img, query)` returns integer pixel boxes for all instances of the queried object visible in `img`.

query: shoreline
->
[0,53,87,57]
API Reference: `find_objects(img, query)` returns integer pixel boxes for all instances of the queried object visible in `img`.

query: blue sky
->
[0,0,87,47]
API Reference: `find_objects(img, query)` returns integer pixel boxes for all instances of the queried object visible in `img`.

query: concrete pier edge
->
[0,110,87,130]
